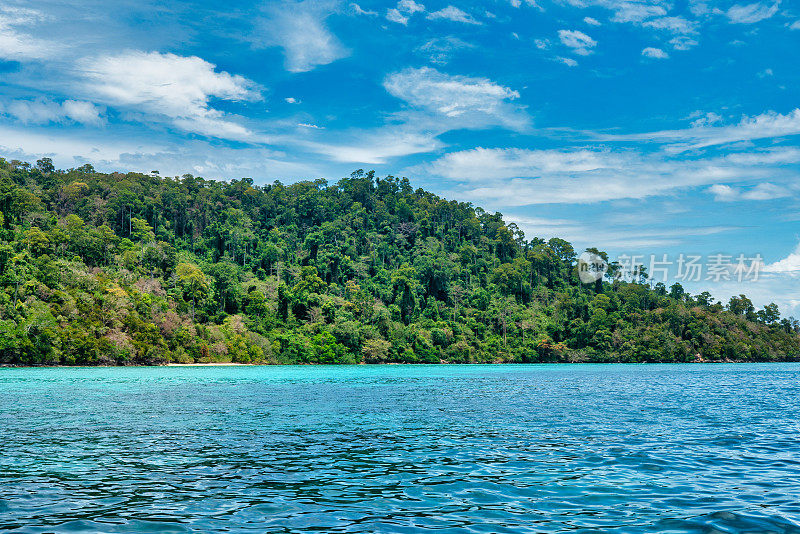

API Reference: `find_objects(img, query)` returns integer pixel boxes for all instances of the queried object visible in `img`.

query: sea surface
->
[2,364,800,533]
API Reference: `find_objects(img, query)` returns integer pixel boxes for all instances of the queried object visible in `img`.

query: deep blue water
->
[2,364,800,533]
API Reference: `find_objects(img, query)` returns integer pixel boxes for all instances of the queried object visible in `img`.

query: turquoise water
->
[2,364,800,533]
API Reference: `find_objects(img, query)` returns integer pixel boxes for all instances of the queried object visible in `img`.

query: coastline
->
[3,359,798,368]
[164,362,249,366]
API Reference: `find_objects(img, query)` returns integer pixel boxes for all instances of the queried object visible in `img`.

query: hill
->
[1,157,798,365]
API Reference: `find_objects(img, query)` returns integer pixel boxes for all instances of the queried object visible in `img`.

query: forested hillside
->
[1,157,798,365]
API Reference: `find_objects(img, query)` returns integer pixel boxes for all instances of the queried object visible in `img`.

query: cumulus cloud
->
[304,67,530,163]
[427,6,481,24]
[258,1,348,72]
[584,16,601,25]
[558,30,597,55]
[1,99,103,125]
[558,57,579,67]
[764,243,800,273]
[642,47,668,58]
[383,67,527,129]
[79,51,260,140]
[725,2,779,23]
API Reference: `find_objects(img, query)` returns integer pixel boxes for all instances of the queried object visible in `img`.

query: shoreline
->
[3,359,799,368]
[164,362,248,366]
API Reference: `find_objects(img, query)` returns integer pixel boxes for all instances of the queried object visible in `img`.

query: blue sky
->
[2,0,800,313]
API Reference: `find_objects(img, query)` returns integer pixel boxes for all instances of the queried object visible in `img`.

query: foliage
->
[0,158,798,366]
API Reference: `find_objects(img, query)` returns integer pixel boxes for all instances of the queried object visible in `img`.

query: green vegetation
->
[1,157,798,365]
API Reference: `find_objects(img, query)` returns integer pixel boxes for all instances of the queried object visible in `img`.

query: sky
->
[1,0,800,313]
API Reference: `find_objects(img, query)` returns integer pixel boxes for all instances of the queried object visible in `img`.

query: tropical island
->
[1,157,798,366]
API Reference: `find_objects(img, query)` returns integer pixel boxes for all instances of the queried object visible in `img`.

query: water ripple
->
[2,364,800,532]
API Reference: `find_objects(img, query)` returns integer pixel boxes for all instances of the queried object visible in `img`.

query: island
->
[1,157,797,365]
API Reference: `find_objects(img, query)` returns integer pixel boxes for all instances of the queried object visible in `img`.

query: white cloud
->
[386,8,409,24]
[349,3,378,16]
[415,36,475,64]
[383,67,527,129]
[510,0,542,7]
[424,147,627,181]
[725,2,779,23]
[722,147,800,165]
[0,123,318,182]
[285,97,299,104]
[584,16,601,25]
[740,182,791,200]
[690,111,723,127]
[558,30,597,55]
[79,51,260,140]
[707,184,738,201]
[562,1,701,35]
[303,129,441,163]
[259,1,348,72]
[764,243,800,273]
[603,109,800,150]
[670,36,698,50]
[427,6,481,24]
[642,16,697,33]
[791,20,800,29]
[0,124,161,164]
[708,182,792,201]
[506,213,736,248]
[558,57,579,67]
[642,47,668,58]
[417,146,799,205]
[2,99,103,125]
[398,0,425,14]
[0,6,56,60]
[387,0,425,23]
[610,3,667,23]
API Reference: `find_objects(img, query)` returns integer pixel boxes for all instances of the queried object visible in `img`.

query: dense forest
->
[1,157,798,365]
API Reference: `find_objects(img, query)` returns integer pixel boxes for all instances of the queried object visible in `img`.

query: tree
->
[36,157,55,175]
[391,263,418,325]
[176,263,208,320]
[0,158,795,366]
[362,338,391,363]
[130,218,155,244]
[758,303,780,324]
